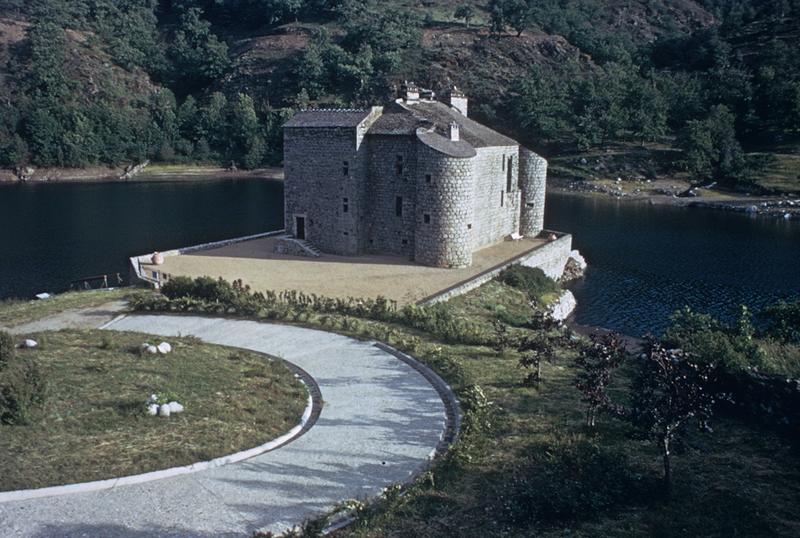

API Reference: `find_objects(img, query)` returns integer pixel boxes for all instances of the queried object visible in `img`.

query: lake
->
[1,180,798,335]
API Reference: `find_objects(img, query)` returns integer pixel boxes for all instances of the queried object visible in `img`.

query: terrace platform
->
[136,232,572,306]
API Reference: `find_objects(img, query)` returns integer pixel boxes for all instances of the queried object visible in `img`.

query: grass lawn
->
[0,289,149,328]
[315,282,800,537]
[0,329,307,491]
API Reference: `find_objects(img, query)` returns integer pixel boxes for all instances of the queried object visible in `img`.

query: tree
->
[228,93,265,169]
[573,332,627,428]
[489,0,532,36]
[630,339,720,494]
[169,7,230,88]
[627,76,668,144]
[517,334,556,385]
[505,0,533,37]
[511,64,573,139]
[678,105,746,184]
[488,0,507,34]
[454,4,475,28]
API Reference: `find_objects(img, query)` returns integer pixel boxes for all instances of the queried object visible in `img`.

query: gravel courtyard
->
[142,236,547,305]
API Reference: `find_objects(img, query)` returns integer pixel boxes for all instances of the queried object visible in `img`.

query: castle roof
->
[284,109,372,128]
[367,101,517,149]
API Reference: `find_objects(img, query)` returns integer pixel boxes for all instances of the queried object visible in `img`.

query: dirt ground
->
[143,236,547,305]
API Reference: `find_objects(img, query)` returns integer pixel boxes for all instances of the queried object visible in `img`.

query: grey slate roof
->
[284,109,372,128]
[416,128,477,158]
[367,100,517,149]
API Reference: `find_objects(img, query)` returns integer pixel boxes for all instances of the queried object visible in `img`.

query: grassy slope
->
[0,289,148,328]
[321,280,800,537]
[0,329,307,491]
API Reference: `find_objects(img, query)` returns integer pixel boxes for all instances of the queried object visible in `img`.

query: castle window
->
[500,191,505,207]
[402,239,408,245]
[343,197,349,213]
[502,155,505,171]
[506,156,514,192]
[467,223,472,230]
[395,196,403,217]
[424,213,431,224]
[425,174,432,184]
[396,155,404,175]
[343,161,349,176]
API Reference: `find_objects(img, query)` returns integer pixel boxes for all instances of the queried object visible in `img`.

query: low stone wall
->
[129,230,286,288]
[520,233,573,280]
[421,232,573,305]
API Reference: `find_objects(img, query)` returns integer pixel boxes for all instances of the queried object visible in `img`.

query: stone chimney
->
[446,86,468,116]
[449,122,460,141]
[401,80,419,103]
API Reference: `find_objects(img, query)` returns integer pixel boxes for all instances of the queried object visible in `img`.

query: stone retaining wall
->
[421,232,573,304]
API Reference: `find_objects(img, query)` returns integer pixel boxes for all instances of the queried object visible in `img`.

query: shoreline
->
[548,177,800,219]
[0,165,284,184]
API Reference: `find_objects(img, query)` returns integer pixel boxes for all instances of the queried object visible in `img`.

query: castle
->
[282,83,548,268]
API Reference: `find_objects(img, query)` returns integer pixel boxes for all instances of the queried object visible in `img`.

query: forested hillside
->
[0,0,798,190]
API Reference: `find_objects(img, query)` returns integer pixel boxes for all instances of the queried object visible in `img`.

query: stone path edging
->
[0,315,455,537]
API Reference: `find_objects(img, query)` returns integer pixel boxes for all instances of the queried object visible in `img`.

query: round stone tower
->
[414,130,475,268]
[519,147,547,237]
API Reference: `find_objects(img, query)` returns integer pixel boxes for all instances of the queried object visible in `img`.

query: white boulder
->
[548,290,577,322]
[568,250,588,270]
[157,342,172,355]
[158,405,171,418]
[35,293,51,300]
[167,401,184,414]
[146,404,159,416]
[143,345,158,355]
[20,339,38,349]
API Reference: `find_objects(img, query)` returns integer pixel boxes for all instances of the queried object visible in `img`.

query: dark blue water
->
[1,180,798,336]
[545,194,800,335]
[0,180,283,300]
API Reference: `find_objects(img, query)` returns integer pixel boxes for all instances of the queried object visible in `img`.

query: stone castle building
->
[281,83,548,268]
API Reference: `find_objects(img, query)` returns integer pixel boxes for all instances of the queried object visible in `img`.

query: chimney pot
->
[449,122,460,141]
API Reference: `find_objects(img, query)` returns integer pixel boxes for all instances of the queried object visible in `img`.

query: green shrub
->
[663,307,765,374]
[0,356,48,425]
[762,299,800,344]
[491,439,647,527]
[160,276,195,299]
[497,264,560,303]
[0,331,14,371]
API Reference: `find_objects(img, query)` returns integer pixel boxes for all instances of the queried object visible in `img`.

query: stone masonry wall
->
[365,135,418,257]
[414,144,474,268]
[284,126,366,255]
[519,147,547,237]
[471,146,521,250]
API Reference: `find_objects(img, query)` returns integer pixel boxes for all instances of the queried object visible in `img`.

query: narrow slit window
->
[424,213,431,224]
[343,197,349,213]
[506,156,514,192]
[396,155,404,175]
[395,196,403,217]
[502,154,505,171]
[500,191,504,207]
[425,174,432,184]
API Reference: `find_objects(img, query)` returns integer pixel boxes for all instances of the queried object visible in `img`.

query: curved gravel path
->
[0,315,455,537]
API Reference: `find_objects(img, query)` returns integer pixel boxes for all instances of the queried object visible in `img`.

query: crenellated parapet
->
[519,148,547,237]
[414,129,475,268]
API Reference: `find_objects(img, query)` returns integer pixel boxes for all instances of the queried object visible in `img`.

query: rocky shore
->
[0,164,283,184]
[549,176,800,219]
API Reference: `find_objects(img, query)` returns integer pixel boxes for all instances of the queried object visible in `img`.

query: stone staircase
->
[273,235,321,258]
